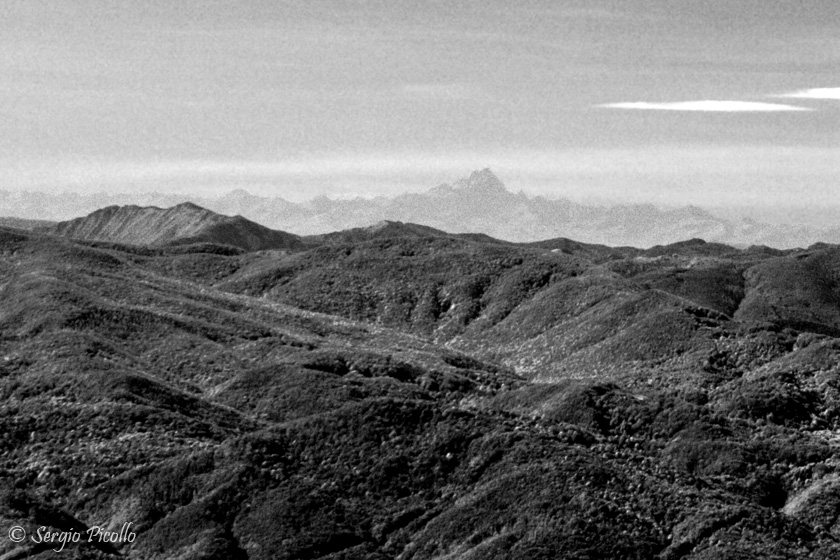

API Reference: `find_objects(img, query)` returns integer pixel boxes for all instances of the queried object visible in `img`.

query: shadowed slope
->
[6,226,840,558]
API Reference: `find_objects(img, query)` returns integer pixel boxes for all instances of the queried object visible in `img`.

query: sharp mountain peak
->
[454,168,508,192]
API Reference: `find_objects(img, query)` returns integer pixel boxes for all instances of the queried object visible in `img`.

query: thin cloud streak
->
[5,146,840,191]
[399,83,479,101]
[777,87,840,99]
[598,100,813,112]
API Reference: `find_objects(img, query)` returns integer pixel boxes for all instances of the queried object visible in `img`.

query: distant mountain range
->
[2,169,837,247]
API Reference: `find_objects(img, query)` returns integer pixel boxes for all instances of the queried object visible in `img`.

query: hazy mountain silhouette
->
[4,169,836,248]
[0,216,55,230]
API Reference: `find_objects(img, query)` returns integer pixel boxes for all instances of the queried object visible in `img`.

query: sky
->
[2,0,840,212]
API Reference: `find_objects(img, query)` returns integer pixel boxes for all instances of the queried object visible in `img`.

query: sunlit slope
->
[45,202,304,251]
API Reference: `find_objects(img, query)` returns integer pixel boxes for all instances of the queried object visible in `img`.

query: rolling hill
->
[43,202,304,252]
[3,221,840,558]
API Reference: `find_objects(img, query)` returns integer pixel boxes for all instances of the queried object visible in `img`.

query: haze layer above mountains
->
[3,169,836,249]
[5,201,840,557]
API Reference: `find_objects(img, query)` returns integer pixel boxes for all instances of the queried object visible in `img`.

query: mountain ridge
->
[4,169,840,248]
[43,202,304,252]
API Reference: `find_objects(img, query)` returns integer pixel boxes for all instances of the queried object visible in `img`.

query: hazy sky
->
[3,0,840,208]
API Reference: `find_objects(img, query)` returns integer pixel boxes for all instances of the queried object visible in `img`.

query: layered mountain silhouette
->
[4,169,839,247]
[0,217,54,230]
[44,202,303,251]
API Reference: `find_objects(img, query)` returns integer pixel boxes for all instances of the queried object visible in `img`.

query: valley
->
[2,206,840,558]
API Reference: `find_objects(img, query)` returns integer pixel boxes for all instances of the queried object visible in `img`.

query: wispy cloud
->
[598,100,813,112]
[6,146,839,187]
[399,83,478,101]
[776,87,840,99]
